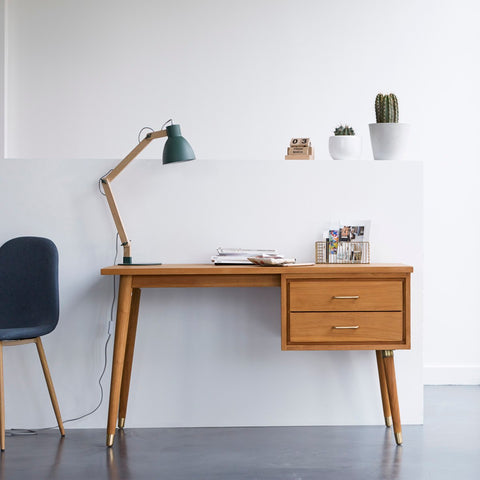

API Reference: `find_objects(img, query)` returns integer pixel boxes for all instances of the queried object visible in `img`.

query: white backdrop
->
[0,158,423,429]
[4,0,479,429]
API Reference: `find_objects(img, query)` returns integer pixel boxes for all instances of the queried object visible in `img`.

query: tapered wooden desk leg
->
[382,350,403,445]
[0,343,5,451]
[376,350,392,427]
[107,275,133,447]
[118,288,141,429]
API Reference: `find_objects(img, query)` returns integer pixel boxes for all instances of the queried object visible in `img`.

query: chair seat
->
[0,325,55,341]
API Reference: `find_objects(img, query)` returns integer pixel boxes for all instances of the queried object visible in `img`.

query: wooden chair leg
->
[382,350,402,445]
[34,338,65,437]
[118,288,141,429]
[375,350,392,427]
[0,343,5,451]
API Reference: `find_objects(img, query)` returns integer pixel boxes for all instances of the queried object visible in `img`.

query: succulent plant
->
[375,93,399,123]
[334,125,355,136]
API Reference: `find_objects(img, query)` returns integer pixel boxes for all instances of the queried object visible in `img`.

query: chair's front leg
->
[35,337,65,436]
[0,342,5,451]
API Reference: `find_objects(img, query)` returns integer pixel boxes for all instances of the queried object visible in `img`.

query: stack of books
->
[211,247,279,265]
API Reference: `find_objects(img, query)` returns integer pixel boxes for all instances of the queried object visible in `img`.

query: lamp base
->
[119,256,162,265]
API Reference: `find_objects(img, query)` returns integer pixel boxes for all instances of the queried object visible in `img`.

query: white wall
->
[0,0,4,155]
[418,2,480,385]
[0,158,423,429]
[1,0,475,428]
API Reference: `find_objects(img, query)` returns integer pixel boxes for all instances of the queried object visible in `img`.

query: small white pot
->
[369,123,410,160]
[328,135,362,160]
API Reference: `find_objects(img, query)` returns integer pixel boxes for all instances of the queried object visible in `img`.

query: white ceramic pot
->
[369,123,410,160]
[328,135,362,160]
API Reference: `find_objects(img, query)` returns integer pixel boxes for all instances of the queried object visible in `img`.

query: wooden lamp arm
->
[104,129,168,182]
[101,129,168,264]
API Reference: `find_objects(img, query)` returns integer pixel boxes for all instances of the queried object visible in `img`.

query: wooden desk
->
[101,263,412,447]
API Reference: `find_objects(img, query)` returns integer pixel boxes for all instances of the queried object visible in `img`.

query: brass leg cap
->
[395,432,403,445]
[118,418,125,429]
[107,433,115,447]
[385,416,393,428]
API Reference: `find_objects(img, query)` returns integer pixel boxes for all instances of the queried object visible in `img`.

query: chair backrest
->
[0,237,59,332]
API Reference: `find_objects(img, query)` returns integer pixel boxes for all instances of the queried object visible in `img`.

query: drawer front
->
[289,312,404,344]
[289,280,403,312]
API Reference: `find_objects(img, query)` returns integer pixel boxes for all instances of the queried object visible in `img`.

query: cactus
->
[334,125,355,136]
[374,93,399,123]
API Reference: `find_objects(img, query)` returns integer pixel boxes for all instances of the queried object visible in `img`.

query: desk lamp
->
[101,120,195,265]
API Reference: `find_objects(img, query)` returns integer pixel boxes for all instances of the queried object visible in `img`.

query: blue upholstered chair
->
[0,236,65,451]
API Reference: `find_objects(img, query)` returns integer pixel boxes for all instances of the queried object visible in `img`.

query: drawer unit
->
[282,275,410,351]
[275,265,412,445]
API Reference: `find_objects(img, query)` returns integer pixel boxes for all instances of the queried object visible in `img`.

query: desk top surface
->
[101,263,413,276]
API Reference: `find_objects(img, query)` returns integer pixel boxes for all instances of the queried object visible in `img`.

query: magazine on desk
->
[211,255,255,265]
[211,247,300,266]
[211,247,278,265]
[216,248,278,256]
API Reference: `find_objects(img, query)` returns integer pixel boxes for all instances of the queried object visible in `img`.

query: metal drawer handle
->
[332,295,360,299]
[332,326,359,330]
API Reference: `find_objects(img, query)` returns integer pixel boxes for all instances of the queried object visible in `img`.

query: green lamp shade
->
[162,124,196,164]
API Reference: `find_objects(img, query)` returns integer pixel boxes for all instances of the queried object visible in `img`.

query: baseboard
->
[424,366,480,385]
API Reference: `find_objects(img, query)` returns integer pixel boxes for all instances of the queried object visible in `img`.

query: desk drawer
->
[289,312,404,344]
[289,280,403,312]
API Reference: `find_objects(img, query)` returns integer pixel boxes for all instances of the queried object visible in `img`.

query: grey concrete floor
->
[1,386,479,480]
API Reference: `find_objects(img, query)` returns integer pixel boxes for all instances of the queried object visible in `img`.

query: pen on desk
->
[326,238,330,263]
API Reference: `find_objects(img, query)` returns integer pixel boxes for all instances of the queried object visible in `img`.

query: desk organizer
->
[315,241,370,264]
